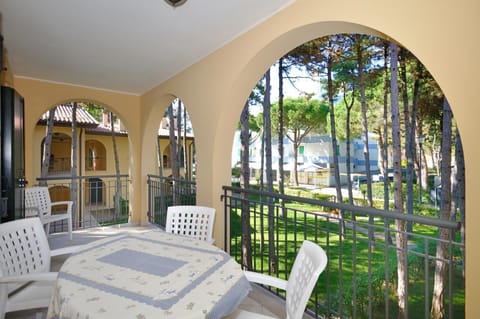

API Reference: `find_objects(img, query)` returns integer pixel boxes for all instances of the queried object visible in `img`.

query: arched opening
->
[156,98,195,180]
[41,132,71,175]
[34,101,131,228]
[230,32,465,318]
[147,98,196,225]
[85,140,107,171]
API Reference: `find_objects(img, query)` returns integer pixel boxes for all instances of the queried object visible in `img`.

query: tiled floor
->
[6,224,288,319]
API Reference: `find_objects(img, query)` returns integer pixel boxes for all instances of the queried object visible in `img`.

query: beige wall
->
[31,125,131,180]
[142,1,479,316]
[8,0,479,316]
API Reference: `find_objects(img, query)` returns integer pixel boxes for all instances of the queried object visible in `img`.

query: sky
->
[270,64,321,102]
[250,63,322,114]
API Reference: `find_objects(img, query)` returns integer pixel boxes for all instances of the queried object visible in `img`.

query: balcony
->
[145,176,464,319]
[14,176,464,319]
[34,174,131,231]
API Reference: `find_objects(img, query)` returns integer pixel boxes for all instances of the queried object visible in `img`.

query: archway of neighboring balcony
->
[148,97,196,226]
[34,101,131,230]
[155,97,195,181]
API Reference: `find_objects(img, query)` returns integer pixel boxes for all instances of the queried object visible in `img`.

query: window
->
[85,140,106,171]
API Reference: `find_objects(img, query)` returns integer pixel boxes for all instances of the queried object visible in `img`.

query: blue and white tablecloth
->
[47,230,251,319]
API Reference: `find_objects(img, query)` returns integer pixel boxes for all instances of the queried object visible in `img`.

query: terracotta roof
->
[37,105,194,139]
[86,125,128,136]
[38,105,99,127]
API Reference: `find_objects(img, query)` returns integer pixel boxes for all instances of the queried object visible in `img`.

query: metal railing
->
[222,186,464,319]
[34,174,130,232]
[147,174,196,227]
[47,157,71,174]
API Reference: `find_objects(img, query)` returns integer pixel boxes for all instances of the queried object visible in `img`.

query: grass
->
[228,187,465,319]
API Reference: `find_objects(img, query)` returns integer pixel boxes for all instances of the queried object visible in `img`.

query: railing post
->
[147,175,152,223]
[222,187,228,252]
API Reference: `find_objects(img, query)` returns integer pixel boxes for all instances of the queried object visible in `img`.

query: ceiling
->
[0,0,294,95]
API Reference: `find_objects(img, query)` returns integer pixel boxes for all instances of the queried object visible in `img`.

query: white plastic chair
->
[0,217,78,319]
[24,186,73,240]
[166,205,216,243]
[228,240,328,319]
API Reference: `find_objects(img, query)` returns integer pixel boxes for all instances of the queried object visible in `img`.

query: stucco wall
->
[141,1,479,316]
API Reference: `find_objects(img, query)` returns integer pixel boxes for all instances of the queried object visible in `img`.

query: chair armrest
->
[244,271,288,291]
[0,272,58,284]
[51,245,83,257]
[51,200,73,214]
[51,201,73,208]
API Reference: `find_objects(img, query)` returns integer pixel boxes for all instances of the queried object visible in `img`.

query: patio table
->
[47,229,251,319]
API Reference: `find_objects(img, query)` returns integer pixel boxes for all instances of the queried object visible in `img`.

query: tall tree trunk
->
[431,97,453,319]
[342,85,355,209]
[382,43,393,250]
[168,103,179,204]
[183,105,188,179]
[356,35,374,248]
[240,102,252,270]
[326,39,345,237]
[156,125,165,222]
[278,58,286,217]
[410,59,421,205]
[156,133,163,176]
[454,128,465,277]
[382,43,390,211]
[357,35,373,207]
[390,42,408,319]
[399,49,414,235]
[381,43,393,317]
[177,100,183,177]
[259,125,266,254]
[264,69,277,273]
[327,42,342,204]
[40,107,56,186]
[110,112,122,218]
[292,131,299,186]
[70,102,78,229]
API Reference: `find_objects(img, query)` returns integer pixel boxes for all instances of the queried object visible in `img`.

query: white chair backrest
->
[0,217,51,279]
[166,205,216,242]
[24,187,52,218]
[286,240,328,319]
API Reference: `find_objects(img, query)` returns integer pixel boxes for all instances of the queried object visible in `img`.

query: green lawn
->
[228,192,465,319]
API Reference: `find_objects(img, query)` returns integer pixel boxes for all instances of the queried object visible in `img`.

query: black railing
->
[222,185,464,319]
[35,174,130,231]
[147,174,196,227]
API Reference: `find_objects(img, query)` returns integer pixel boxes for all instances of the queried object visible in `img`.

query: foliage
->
[84,103,104,122]
[270,96,329,138]
[237,32,464,318]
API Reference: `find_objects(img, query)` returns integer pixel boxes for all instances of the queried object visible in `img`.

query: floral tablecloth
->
[47,230,251,319]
